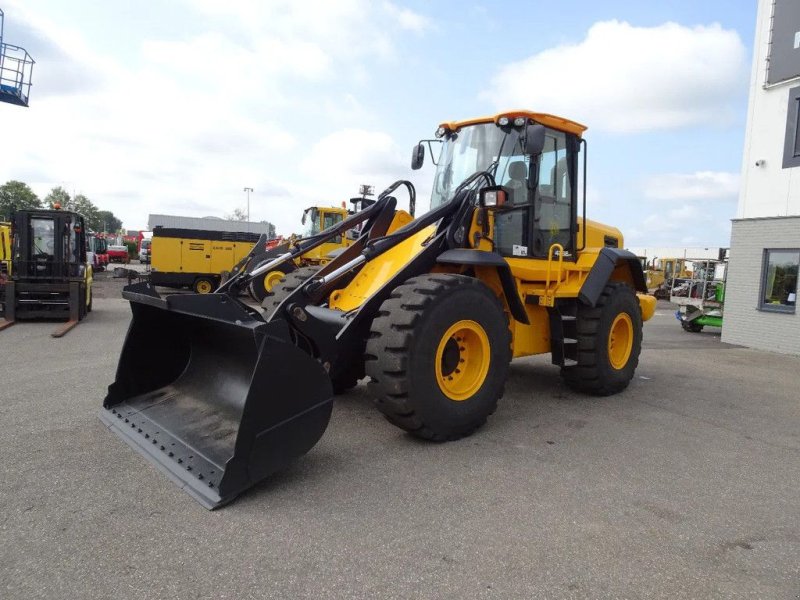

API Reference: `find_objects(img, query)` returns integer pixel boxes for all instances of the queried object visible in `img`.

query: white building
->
[627,247,727,262]
[722,0,800,354]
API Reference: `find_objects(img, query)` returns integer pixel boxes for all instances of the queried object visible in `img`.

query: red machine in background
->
[87,232,109,272]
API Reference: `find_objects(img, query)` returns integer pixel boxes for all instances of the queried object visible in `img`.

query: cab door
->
[316,209,346,259]
[492,126,578,260]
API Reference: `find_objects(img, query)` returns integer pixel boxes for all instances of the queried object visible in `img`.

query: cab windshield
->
[302,208,320,237]
[430,123,523,209]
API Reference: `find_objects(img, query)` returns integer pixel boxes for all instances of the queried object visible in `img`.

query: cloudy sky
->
[0,0,755,246]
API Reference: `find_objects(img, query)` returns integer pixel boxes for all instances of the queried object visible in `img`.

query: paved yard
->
[0,297,798,599]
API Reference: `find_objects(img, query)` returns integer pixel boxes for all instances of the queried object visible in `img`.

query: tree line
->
[0,180,123,232]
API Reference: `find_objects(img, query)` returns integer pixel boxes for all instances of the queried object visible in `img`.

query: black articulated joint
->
[579,248,647,306]
[436,248,529,324]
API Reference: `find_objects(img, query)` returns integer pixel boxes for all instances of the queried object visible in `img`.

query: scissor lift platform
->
[0,8,34,107]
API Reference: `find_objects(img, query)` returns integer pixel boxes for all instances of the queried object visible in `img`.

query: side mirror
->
[411,143,425,170]
[524,124,546,156]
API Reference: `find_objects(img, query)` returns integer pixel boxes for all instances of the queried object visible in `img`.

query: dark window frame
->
[782,86,800,169]
[758,248,800,313]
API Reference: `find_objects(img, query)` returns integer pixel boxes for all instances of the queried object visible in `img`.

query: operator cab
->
[11,209,87,278]
[420,112,584,260]
[301,207,345,243]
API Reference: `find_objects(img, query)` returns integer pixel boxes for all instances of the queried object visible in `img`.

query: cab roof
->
[439,110,587,138]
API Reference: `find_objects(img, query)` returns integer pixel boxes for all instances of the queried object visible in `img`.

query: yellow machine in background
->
[636,256,666,294]
[150,228,261,293]
[246,206,352,301]
[298,206,350,265]
[245,202,413,301]
[0,221,10,280]
[652,257,692,298]
[0,221,11,315]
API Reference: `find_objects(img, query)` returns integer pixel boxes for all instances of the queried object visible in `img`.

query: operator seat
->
[505,160,529,205]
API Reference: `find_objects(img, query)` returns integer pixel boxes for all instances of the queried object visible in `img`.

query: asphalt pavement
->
[0,297,798,599]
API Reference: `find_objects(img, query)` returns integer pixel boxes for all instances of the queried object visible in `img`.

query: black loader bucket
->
[100,283,333,509]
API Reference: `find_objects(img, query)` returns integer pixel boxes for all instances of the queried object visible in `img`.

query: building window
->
[767,0,800,85]
[759,249,799,313]
[784,86,800,168]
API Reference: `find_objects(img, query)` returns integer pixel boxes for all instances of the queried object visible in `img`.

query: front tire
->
[365,274,511,441]
[561,282,642,396]
[193,277,215,294]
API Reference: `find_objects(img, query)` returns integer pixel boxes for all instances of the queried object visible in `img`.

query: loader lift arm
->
[216,181,415,296]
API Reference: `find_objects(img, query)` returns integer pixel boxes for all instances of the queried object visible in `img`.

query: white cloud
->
[623,202,732,246]
[180,0,422,64]
[384,2,432,33]
[0,1,434,235]
[644,171,739,201]
[480,20,748,133]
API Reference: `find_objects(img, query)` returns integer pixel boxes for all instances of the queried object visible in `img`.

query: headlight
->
[435,126,448,138]
[480,188,507,207]
[498,116,510,126]
[513,116,526,127]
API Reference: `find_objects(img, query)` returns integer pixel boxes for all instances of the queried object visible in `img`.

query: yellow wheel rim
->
[196,280,213,294]
[263,270,284,293]
[434,320,491,401]
[608,313,633,370]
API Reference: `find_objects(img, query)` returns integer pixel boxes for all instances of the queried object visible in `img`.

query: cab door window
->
[532,130,573,258]
[493,136,531,257]
[322,211,344,243]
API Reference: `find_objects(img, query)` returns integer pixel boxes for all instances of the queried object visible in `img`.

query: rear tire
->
[681,319,703,333]
[365,274,511,441]
[248,264,293,303]
[561,282,642,396]
[262,266,321,313]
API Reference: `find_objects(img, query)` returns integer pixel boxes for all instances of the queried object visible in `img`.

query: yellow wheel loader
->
[241,205,351,303]
[101,111,655,508]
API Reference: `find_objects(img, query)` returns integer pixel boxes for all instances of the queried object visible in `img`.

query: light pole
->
[243,187,253,231]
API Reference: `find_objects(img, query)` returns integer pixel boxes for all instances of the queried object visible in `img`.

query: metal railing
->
[0,42,34,106]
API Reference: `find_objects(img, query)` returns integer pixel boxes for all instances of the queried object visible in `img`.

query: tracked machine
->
[101,111,655,508]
